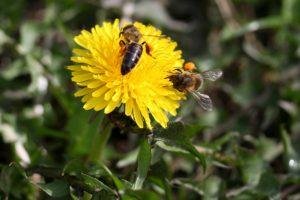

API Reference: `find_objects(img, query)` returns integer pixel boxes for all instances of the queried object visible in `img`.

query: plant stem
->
[88,116,113,162]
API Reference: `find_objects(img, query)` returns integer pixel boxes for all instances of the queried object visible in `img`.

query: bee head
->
[120,24,141,43]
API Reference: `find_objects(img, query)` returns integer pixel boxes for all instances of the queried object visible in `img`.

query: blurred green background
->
[0,0,300,199]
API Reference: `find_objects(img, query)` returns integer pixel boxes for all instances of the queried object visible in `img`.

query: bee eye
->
[182,77,192,85]
[178,75,184,81]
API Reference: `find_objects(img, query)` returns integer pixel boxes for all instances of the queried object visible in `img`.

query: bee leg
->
[142,42,155,58]
[119,40,126,56]
[119,30,123,38]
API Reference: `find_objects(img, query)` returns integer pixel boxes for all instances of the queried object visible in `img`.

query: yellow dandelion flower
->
[67,19,185,129]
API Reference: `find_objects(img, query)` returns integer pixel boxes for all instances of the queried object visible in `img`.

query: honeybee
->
[168,62,223,111]
[119,24,153,75]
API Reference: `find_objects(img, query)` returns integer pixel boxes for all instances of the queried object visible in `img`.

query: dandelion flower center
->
[68,19,185,129]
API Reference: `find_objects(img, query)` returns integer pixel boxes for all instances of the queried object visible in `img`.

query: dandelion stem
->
[88,116,113,162]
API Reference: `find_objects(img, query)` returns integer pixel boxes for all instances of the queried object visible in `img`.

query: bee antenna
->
[174,68,183,72]
[142,34,167,39]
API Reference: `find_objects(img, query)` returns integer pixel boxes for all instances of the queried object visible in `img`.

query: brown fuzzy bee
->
[119,24,153,75]
[168,62,223,111]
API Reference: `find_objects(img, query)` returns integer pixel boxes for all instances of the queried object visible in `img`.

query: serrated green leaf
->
[238,151,264,186]
[65,107,104,157]
[100,164,125,190]
[36,180,69,197]
[62,159,87,176]
[117,148,139,168]
[154,122,206,171]
[133,137,151,190]
[156,141,189,154]
[80,173,115,194]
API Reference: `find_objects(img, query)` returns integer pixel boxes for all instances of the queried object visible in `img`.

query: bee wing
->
[191,92,213,111]
[202,70,223,81]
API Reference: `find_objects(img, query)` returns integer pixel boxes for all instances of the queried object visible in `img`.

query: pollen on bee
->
[183,62,196,71]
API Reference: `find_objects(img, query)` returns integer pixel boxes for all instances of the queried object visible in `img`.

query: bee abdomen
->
[121,43,143,75]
